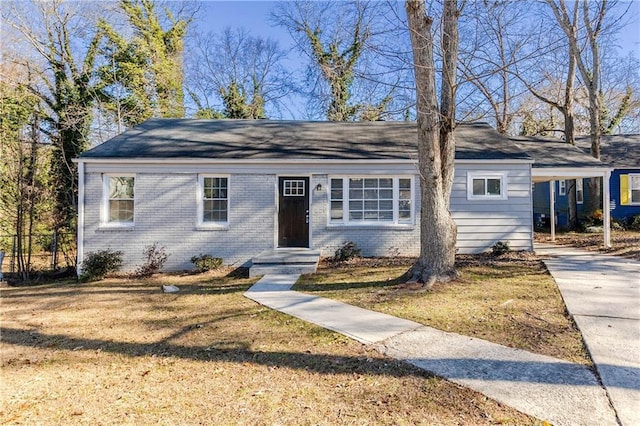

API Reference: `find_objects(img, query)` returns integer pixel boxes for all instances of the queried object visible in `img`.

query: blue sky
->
[196,1,639,56]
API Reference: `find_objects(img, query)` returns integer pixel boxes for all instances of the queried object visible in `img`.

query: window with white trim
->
[576,179,584,204]
[559,180,566,196]
[630,174,640,204]
[103,175,135,225]
[329,177,414,225]
[467,172,507,200]
[199,176,229,225]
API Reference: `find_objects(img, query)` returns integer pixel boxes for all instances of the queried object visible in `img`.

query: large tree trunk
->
[405,0,459,287]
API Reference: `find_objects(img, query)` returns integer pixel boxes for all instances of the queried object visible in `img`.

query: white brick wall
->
[83,173,275,271]
[81,163,533,272]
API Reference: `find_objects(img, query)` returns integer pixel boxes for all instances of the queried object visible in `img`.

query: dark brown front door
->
[278,177,309,247]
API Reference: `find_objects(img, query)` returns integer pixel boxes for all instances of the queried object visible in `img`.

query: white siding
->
[452,164,533,253]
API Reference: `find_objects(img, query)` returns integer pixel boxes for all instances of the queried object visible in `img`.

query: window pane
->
[330,201,343,220]
[349,178,363,189]
[364,200,378,210]
[349,211,363,220]
[379,178,393,188]
[487,179,501,195]
[364,211,378,220]
[349,200,363,211]
[364,178,378,188]
[331,189,343,199]
[473,179,485,196]
[631,176,640,189]
[364,189,378,199]
[379,189,393,199]
[349,189,363,199]
[632,190,640,203]
[109,200,133,222]
[379,199,393,210]
[399,189,411,200]
[399,179,411,189]
[379,210,393,220]
[331,178,342,190]
[110,177,134,199]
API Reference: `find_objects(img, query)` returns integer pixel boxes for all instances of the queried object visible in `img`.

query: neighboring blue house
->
[577,135,640,221]
[529,134,639,227]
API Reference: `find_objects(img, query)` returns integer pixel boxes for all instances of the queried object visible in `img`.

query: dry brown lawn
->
[1,267,538,425]
[297,253,590,365]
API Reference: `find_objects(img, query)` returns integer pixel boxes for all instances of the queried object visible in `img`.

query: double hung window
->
[199,176,229,225]
[103,175,135,226]
[630,174,640,204]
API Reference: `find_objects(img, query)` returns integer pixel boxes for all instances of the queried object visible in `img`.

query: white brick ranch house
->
[76,119,548,272]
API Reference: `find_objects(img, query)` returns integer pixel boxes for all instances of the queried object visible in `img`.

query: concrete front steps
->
[249,249,321,278]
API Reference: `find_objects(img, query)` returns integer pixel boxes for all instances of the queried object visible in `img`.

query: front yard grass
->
[1,268,538,425]
[296,253,590,365]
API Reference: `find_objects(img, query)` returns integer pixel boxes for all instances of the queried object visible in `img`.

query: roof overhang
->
[531,166,613,183]
[74,157,534,165]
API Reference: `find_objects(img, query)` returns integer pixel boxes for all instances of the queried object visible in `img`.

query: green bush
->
[190,254,223,272]
[134,243,169,277]
[333,241,361,262]
[80,249,123,282]
[630,215,640,231]
[491,241,510,256]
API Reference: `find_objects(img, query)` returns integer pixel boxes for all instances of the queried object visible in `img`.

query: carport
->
[513,138,613,248]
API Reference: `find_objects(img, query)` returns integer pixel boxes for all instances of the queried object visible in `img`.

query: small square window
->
[468,173,507,200]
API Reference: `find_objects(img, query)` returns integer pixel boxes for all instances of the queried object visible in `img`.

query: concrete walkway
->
[536,243,640,426]
[245,272,621,425]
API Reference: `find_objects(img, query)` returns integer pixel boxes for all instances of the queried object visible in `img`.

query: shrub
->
[80,249,123,282]
[590,209,604,224]
[333,241,361,262]
[134,242,169,277]
[491,241,510,256]
[190,254,223,272]
[630,215,640,231]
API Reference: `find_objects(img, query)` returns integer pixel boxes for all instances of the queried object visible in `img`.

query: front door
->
[278,177,309,247]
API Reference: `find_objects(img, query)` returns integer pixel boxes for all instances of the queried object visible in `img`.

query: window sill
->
[195,223,229,231]
[467,196,508,201]
[327,223,414,230]
[98,223,135,231]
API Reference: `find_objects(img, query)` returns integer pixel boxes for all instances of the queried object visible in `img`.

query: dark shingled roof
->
[511,136,605,168]
[575,134,640,169]
[80,119,531,161]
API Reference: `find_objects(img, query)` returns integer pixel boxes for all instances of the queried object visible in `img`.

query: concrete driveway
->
[536,243,640,426]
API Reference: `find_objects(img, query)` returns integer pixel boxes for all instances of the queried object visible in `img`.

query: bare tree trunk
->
[405,0,459,287]
[547,0,607,214]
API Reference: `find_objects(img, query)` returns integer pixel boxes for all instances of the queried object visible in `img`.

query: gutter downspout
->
[603,169,611,248]
[76,160,85,275]
[549,180,556,242]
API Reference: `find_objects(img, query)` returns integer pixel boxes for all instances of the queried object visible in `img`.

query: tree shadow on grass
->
[3,326,639,390]
[0,326,425,378]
